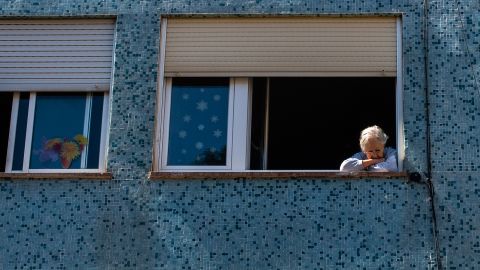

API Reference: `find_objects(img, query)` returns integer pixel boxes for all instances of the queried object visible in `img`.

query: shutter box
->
[164,17,397,77]
[0,19,115,91]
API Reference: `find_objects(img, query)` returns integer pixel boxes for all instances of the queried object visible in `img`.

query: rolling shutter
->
[164,17,397,77]
[0,19,115,91]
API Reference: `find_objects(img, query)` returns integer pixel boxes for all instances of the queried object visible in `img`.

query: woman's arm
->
[340,157,364,171]
[369,149,398,172]
[340,157,385,171]
[340,151,385,172]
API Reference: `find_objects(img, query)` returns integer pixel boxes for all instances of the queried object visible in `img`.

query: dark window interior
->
[250,77,396,170]
[11,93,30,171]
[86,93,105,169]
[0,93,13,172]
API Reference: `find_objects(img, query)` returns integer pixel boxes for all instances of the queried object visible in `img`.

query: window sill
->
[149,171,408,180]
[0,172,113,180]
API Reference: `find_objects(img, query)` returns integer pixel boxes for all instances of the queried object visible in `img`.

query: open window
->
[0,19,114,173]
[249,77,396,170]
[155,16,403,171]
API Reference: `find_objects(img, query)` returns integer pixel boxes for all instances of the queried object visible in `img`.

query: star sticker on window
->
[195,142,204,149]
[211,116,219,123]
[196,100,208,111]
[178,130,187,138]
[213,129,222,138]
[183,115,191,122]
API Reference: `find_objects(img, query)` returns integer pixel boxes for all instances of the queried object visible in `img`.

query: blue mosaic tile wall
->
[0,0,478,269]
[427,1,480,269]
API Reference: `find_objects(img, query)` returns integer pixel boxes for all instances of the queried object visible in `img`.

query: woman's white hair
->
[359,125,389,150]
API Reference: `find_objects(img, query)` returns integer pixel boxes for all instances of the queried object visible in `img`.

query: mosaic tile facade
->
[0,0,478,269]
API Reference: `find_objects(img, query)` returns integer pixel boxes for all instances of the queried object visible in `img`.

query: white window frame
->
[158,78,250,171]
[395,17,404,171]
[155,17,404,172]
[5,92,110,173]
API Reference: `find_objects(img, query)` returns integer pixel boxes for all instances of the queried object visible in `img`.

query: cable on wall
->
[417,0,444,269]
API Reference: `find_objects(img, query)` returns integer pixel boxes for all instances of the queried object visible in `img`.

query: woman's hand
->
[362,158,385,169]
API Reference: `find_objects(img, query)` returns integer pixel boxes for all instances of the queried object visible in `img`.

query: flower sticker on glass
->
[35,134,88,169]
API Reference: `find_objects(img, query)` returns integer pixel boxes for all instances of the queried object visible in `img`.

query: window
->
[1,92,108,172]
[159,78,249,171]
[0,19,114,173]
[155,17,403,171]
[161,78,233,169]
[158,77,396,171]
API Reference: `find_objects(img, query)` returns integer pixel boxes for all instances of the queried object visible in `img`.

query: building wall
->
[0,0,478,269]
[427,1,480,269]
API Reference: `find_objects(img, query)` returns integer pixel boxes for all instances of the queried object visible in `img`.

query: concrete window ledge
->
[0,172,113,180]
[149,171,408,180]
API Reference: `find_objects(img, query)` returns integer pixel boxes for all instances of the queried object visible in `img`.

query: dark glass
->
[0,93,13,172]
[12,93,30,171]
[167,78,230,166]
[86,93,104,169]
[249,78,268,170]
[29,93,86,169]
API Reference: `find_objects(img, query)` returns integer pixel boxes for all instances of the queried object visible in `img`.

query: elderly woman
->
[340,125,398,172]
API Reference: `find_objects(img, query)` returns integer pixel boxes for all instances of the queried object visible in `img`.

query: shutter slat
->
[0,40,113,46]
[0,34,114,41]
[169,28,396,34]
[165,64,397,70]
[165,71,397,77]
[0,67,110,72]
[168,27,396,33]
[167,38,396,44]
[0,56,113,62]
[168,35,396,41]
[0,73,111,79]
[0,24,114,30]
[166,56,397,63]
[0,62,111,68]
[167,50,396,57]
[167,41,395,47]
[0,45,113,52]
[0,29,114,35]
[0,51,113,57]
[0,19,114,92]
[0,83,110,92]
[165,17,397,77]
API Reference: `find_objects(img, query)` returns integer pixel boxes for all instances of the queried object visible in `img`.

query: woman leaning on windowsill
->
[340,125,398,172]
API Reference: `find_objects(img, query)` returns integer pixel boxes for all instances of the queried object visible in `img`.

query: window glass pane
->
[0,93,13,172]
[12,93,30,171]
[86,93,104,169]
[249,78,268,170]
[167,79,229,166]
[30,93,87,169]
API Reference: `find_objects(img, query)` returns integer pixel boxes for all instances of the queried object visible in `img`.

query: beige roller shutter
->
[0,19,115,91]
[164,17,397,77]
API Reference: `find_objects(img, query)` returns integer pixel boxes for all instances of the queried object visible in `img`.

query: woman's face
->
[362,138,385,159]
